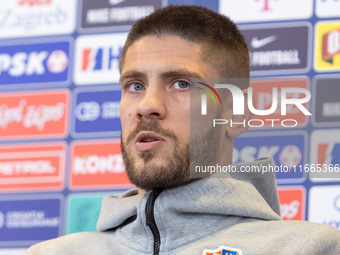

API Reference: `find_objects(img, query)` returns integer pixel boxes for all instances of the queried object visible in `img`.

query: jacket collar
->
[97,158,281,250]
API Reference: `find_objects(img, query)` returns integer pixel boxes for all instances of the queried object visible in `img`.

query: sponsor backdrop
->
[0,0,339,251]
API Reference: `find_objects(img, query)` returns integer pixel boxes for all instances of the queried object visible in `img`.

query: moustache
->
[126,119,178,145]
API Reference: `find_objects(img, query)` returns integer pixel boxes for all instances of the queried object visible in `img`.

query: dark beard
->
[120,119,192,191]
[189,121,222,179]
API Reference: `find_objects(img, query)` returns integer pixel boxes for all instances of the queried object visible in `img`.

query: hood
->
[97,157,281,250]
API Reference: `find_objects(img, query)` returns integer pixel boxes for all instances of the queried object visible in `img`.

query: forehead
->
[121,35,218,77]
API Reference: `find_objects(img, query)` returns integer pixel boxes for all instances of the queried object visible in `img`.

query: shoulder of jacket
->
[299,223,340,254]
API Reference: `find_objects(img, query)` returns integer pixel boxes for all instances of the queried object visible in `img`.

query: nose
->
[137,86,166,120]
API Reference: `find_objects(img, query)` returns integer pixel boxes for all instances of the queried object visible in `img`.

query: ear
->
[226,88,254,138]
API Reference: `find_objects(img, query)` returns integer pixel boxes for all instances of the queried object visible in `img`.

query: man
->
[26,5,340,255]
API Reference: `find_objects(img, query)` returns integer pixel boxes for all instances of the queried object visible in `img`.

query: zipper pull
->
[145,191,154,226]
[145,189,162,226]
[146,194,151,226]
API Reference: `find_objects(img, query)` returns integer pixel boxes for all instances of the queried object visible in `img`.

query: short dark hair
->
[119,5,250,81]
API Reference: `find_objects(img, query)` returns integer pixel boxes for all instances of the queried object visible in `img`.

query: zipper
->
[145,189,163,255]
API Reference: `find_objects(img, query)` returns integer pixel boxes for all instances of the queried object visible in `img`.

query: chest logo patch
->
[203,246,243,255]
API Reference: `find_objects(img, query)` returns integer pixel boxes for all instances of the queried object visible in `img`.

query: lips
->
[134,131,166,152]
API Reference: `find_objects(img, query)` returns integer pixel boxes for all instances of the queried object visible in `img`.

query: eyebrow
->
[160,69,202,80]
[119,70,146,83]
[119,69,202,84]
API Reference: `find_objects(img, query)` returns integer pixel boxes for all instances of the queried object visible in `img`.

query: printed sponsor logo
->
[313,78,340,126]
[249,78,310,128]
[69,139,132,190]
[314,21,340,72]
[203,246,243,255]
[240,23,311,75]
[74,33,127,85]
[233,132,306,180]
[0,196,62,245]
[317,141,340,166]
[0,90,69,140]
[309,185,340,230]
[310,129,340,181]
[278,187,305,220]
[316,0,340,18]
[0,248,27,255]
[0,212,4,229]
[0,0,76,38]
[72,87,121,138]
[322,30,340,64]
[66,192,122,234]
[219,0,313,23]
[79,0,162,32]
[0,39,72,87]
[0,143,65,192]
[251,35,277,49]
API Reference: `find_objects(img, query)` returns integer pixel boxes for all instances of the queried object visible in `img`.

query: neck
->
[138,189,147,194]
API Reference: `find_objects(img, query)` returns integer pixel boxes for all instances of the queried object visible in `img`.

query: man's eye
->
[129,83,144,91]
[174,81,189,89]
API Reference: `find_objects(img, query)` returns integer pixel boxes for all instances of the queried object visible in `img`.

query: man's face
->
[119,35,219,191]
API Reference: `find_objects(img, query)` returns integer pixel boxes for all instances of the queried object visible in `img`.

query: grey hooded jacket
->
[25,158,340,254]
